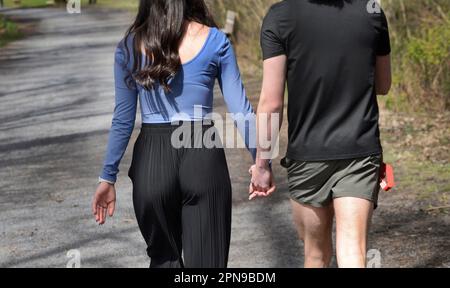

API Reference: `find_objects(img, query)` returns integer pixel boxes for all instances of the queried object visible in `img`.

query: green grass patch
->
[383,143,450,208]
[380,114,450,213]
[3,0,48,8]
[0,15,22,47]
[86,0,138,10]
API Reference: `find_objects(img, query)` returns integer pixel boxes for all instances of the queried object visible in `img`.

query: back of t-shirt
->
[261,0,391,161]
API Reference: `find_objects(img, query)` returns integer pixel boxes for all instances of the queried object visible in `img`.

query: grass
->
[210,0,277,78]
[380,112,450,213]
[0,15,21,47]
[86,0,138,10]
[401,158,450,213]
[382,151,450,214]
[3,0,48,8]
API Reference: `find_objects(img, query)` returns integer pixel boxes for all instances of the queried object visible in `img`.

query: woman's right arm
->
[99,43,138,184]
[93,42,138,225]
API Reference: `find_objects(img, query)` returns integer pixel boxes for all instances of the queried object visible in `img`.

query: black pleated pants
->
[128,122,232,268]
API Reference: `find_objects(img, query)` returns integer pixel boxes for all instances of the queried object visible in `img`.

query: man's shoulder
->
[267,0,290,14]
[263,0,290,24]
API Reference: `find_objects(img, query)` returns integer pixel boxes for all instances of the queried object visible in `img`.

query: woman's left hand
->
[248,165,276,200]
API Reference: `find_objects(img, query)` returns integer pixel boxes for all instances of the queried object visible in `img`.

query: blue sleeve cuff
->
[99,171,117,183]
[98,177,116,185]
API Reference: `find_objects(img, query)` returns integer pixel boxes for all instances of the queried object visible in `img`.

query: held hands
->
[248,164,276,200]
[92,182,116,225]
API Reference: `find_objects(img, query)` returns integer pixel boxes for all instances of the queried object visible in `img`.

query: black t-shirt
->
[261,0,391,161]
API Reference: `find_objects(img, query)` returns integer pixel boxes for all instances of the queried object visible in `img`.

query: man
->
[250,0,392,268]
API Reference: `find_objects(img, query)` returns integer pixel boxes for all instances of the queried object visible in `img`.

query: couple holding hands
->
[93,0,391,268]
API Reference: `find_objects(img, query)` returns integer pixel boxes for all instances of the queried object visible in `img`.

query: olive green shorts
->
[281,154,382,209]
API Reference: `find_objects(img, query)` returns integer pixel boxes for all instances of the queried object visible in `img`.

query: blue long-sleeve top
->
[100,27,256,183]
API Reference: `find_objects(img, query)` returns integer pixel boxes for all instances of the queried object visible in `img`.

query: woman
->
[92,0,255,268]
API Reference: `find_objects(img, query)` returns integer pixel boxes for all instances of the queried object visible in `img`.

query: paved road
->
[0,7,302,268]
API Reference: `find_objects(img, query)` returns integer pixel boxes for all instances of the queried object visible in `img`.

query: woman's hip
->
[128,121,231,189]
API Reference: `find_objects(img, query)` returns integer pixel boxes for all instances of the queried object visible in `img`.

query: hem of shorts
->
[285,148,383,162]
[332,194,378,210]
[289,195,332,208]
[289,194,379,210]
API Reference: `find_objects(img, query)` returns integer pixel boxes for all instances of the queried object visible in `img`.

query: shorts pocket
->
[368,154,383,167]
[280,157,295,169]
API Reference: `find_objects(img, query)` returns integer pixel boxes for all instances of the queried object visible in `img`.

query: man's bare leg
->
[334,197,374,268]
[291,200,334,268]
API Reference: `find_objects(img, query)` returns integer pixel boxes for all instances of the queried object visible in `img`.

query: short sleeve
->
[376,9,391,56]
[260,6,285,60]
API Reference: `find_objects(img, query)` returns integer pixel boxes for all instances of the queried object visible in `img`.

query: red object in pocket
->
[380,163,395,191]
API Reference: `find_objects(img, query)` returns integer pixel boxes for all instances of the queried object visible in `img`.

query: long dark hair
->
[124,0,217,92]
